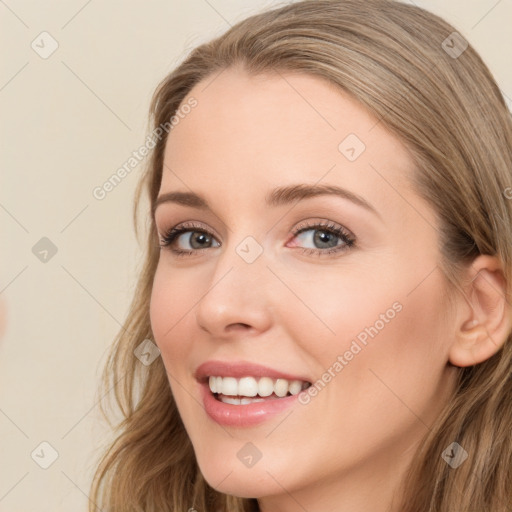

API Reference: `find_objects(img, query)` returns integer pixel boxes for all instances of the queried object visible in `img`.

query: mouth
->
[207,375,312,405]
[195,360,313,426]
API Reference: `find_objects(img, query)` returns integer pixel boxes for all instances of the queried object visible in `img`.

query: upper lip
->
[195,360,312,383]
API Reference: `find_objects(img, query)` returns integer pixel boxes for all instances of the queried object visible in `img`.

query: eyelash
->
[158,220,356,258]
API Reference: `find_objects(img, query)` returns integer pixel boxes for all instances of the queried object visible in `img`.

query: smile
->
[209,375,311,405]
[195,360,313,426]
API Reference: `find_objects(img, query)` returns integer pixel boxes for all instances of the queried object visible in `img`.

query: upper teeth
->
[208,376,309,397]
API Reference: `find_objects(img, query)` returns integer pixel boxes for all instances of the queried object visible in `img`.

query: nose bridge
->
[194,232,274,335]
[213,217,272,287]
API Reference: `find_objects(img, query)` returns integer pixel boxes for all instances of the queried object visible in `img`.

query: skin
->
[150,66,508,512]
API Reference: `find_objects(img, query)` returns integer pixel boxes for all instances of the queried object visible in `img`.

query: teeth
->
[274,378,289,397]
[258,377,274,397]
[238,376,258,397]
[240,397,265,404]
[221,376,238,396]
[288,380,303,395]
[208,375,309,398]
[220,396,266,405]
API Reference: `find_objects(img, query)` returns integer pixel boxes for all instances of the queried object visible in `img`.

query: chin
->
[196,453,291,499]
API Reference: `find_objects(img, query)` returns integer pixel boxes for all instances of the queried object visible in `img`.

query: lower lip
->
[200,382,302,427]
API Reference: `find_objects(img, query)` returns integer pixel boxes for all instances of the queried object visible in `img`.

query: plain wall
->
[1,1,511,510]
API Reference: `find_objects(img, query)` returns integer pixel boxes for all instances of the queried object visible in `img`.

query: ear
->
[449,254,511,367]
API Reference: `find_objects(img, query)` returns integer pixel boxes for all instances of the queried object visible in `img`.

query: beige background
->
[1,1,511,510]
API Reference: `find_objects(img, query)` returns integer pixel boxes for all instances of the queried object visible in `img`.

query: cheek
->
[294,257,451,409]
[314,268,451,429]
[149,265,196,367]
[299,248,448,370]
[149,266,202,422]
[282,263,403,362]
[281,271,452,478]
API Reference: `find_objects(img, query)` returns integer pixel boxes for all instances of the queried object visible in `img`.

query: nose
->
[194,241,275,339]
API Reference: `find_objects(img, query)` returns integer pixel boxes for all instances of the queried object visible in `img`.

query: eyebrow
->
[153,183,381,219]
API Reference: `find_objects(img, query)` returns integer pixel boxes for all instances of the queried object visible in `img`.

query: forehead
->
[161,67,416,213]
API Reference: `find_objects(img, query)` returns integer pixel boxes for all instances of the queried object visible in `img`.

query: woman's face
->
[150,67,459,506]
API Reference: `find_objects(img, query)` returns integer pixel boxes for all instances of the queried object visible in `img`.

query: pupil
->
[191,232,209,249]
[314,230,337,248]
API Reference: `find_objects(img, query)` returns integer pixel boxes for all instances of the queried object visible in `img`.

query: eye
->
[289,220,355,256]
[158,221,220,257]
[158,219,356,257]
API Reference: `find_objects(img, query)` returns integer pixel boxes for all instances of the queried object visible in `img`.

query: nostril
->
[226,323,252,331]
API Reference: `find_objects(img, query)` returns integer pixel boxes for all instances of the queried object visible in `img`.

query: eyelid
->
[158,218,353,238]
[291,218,354,238]
[158,220,219,240]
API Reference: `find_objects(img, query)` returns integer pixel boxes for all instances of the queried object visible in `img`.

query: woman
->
[89,1,512,510]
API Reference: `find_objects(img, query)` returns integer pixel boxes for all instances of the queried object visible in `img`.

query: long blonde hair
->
[89,1,512,510]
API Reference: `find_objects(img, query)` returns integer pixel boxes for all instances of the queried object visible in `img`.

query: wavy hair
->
[88,1,512,510]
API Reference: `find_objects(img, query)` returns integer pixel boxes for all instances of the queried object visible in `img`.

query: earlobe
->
[449,255,512,368]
